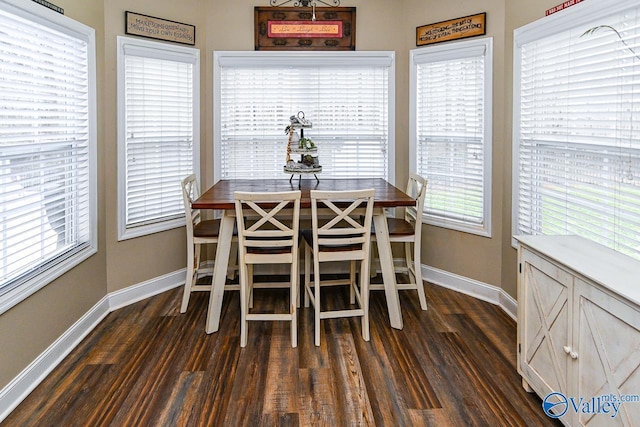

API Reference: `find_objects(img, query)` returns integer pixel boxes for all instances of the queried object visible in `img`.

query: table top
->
[193,178,415,210]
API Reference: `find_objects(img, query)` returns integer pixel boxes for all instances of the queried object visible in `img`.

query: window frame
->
[212,50,396,185]
[512,0,640,251]
[0,0,98,314]
[409,37,493,237]
[117,36,200,241]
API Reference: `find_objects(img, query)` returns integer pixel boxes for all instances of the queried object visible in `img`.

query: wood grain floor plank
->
[194,336,241,427]
[353,307,413,427]
[260,412,300,427]
[416,331,501,426]
[327,332,376,426]
[297,367,338,427]
[222,321,272,426]
[297,307,332,370]
[263,333,299,414]
[439,330,529,426]
[84,316,142,365]
[16,363,114,426]
[408,408,459,427]
[77,311,174,425]
[446,312,553,427]
[152,371,204,427]
[109,316,187,426]
[370,299,441,410]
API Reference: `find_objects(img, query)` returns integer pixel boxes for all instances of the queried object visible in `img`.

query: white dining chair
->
[303,188,375,346]
[180,174,238,313]
[371,173,428,310]
[234,190,301,348]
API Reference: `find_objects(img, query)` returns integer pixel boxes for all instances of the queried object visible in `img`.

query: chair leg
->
[290,261,298,348]
[370,242,378,279]
[248,264,254,309]
[314,257,321,347]
[296,242,301,309]
[403,242,414,283]
[304,244,311,308]
[360,259,370,341]
[349,260,356,304]
[227,241,238,280]
[239,262,249,348]
[413,243,428,310]
[181,243,199,313]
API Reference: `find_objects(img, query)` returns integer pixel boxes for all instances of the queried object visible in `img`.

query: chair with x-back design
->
[370,173,428,310]
[234,190,301,348]
[303,188,375,346]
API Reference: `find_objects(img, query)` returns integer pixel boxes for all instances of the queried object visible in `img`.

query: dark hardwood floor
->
[2,278,561,426]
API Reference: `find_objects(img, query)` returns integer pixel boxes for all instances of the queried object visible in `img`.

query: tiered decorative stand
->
[283,112,321,183]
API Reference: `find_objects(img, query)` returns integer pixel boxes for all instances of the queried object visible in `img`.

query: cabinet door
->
[519,249,573,398]
[574,279,640,427]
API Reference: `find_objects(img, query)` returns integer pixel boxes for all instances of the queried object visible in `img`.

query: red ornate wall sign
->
[255,7,356,50]
[267,20,343,38]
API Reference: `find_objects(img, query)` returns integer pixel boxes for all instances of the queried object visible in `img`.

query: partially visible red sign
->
[268,20,343,38]
[546,0,584,16]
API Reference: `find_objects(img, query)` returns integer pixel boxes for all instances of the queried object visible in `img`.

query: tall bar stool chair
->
[234,190,301,348]
[371,174,428,310]
[303,189,375,347]
[180,174,237,313]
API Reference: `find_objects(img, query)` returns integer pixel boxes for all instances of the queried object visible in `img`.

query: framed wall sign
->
[416,13,486,46]
[546,0,584,16]
[255,7,356,50]
[30,0,63,14]
[125,11,195,46]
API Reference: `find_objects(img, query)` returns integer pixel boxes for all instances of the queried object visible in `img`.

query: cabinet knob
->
[563,346,571,354]
[570,351,578,359]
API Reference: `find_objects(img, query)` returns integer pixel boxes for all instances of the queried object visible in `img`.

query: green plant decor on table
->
[299,137,315,149]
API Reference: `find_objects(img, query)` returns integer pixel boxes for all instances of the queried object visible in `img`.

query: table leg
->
[372,209,403,329]
[205,211,235,334]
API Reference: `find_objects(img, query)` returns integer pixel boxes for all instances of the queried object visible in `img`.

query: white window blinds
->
[0,1,96,310]
[118,38,199,240]
[215,52,393,181]
[514,0,640,260]
[411,39,492,236]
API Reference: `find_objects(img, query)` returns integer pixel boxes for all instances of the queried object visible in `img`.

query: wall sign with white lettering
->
[125,11,195,46]
[416,13,486,47]
[30,0,63,14]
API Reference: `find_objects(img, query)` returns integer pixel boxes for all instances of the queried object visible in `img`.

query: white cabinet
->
[518,245,572,398]
[516,235,640,426]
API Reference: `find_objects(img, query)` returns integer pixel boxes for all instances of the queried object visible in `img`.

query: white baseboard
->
[422,265,517,321]
[0,269,185,423]
[0,296,110,422]
[108,269,185,311]
[0,264,517,423]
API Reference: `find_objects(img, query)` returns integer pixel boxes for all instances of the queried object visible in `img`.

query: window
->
[214,51,394,182]
[117,37,199,240]
[410,38,493,236]
[0,0,97,313]
[513,0,640,261]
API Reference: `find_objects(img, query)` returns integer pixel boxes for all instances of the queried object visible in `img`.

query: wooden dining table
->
[192,178,416,334]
